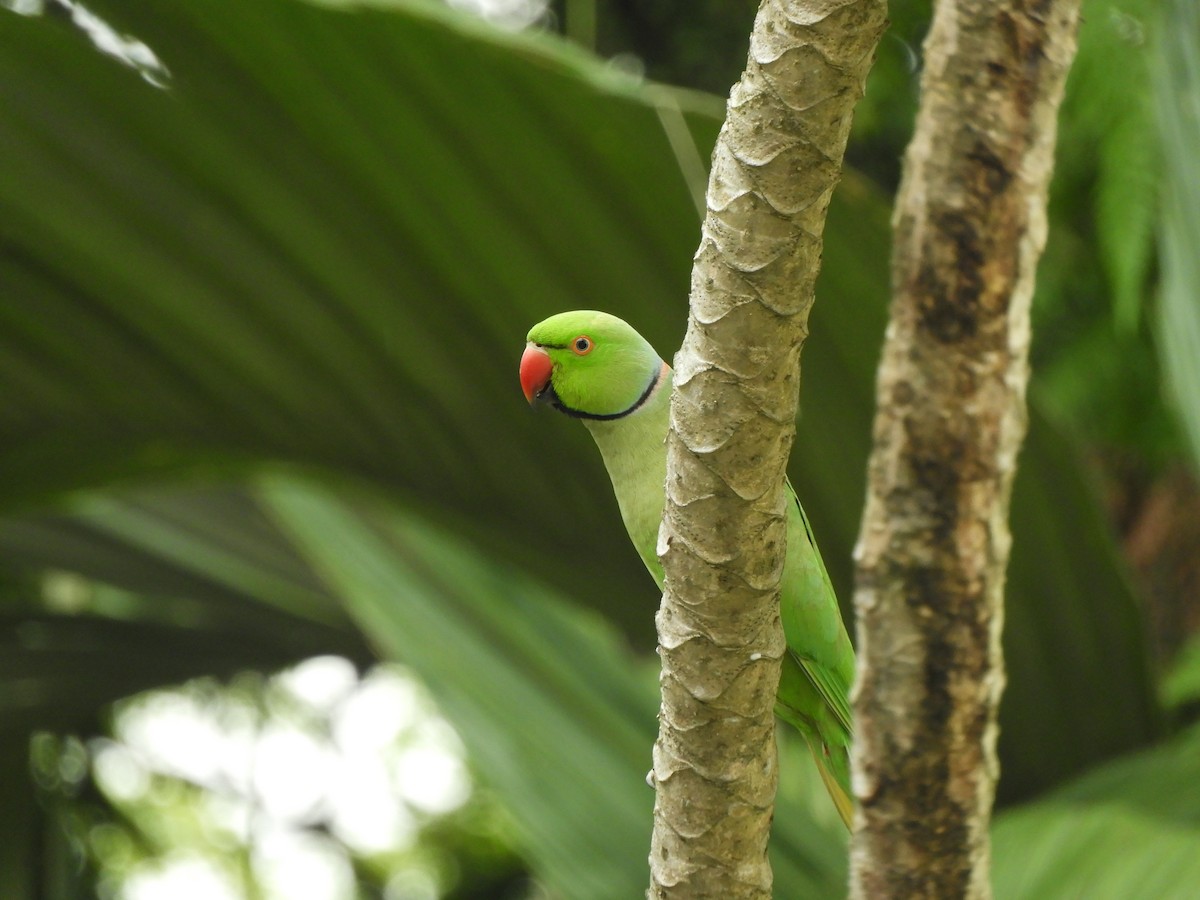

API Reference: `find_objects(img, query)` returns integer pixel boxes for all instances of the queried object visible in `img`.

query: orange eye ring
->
[571,335,594,356]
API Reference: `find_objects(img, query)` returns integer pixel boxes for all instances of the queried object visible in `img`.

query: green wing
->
[794,652,853,737]
[777,480,856,828]
[786,483,854,734]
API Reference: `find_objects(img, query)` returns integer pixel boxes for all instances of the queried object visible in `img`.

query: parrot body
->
[520,310,854,828]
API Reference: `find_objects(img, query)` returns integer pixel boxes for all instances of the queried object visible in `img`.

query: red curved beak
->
[519,343,553,404]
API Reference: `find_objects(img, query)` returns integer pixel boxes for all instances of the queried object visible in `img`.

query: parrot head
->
[520,310,667,420]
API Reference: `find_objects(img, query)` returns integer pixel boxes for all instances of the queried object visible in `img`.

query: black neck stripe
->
[548,363,665,421]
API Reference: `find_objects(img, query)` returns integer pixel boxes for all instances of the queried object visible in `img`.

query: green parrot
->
[519,309,855,829]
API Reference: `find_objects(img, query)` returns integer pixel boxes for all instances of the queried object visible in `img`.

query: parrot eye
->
[572,335,593,355]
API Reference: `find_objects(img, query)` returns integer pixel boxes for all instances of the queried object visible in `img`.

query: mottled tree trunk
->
[651,1,886,896]
[850,1,1081,897]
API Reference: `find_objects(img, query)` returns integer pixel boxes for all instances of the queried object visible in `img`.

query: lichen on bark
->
[850,1,1082,897]
[650,1,886,896]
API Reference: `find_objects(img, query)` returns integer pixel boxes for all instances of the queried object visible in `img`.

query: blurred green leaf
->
[1055,0,1159,333]
[1029,0,1180,471]
[992,722,1200,899]
[1032,322,1180,466]
[999,411,1162,802]
[1155,0,1200,475]
[1162,631,1200,713]
[0,488,371,738]
[0,490,352,628]
[0,0,721,637]
[0,736,38,899]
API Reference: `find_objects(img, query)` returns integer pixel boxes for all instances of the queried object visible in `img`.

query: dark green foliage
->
[993,722,1200,898]
[1155,0,1200,472]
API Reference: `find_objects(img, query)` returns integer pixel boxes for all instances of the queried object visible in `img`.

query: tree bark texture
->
[850,1,1081,897]
[651,1,886,897]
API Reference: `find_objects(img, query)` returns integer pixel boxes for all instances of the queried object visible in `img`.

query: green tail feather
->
[807,736,853,830]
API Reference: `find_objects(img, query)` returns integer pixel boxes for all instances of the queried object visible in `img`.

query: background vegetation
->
[1,0,1197,896]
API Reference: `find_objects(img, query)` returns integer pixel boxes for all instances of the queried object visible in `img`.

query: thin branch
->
[651,1,886,896]
[850,0,1082,896]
